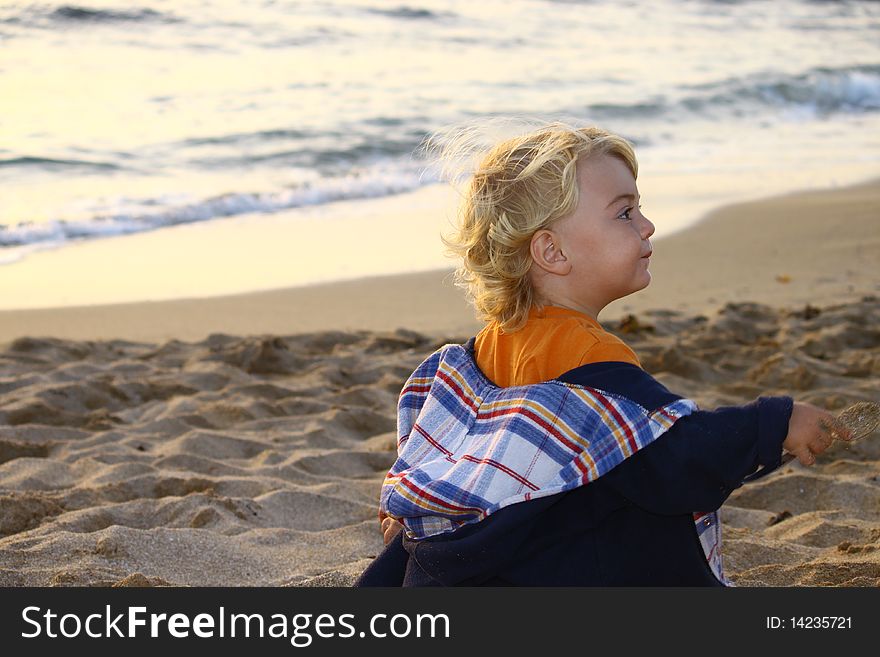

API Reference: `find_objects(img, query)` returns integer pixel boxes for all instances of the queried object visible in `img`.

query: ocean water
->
[2,0,879,304]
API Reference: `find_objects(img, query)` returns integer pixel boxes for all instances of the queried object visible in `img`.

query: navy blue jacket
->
[356,357,793,587]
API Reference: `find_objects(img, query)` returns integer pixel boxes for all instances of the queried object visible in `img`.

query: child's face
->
[550,154,655,313]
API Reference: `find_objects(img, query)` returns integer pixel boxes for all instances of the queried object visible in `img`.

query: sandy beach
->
[1,179,878,587]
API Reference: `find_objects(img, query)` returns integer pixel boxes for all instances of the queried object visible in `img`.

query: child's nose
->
[640,213,655,239]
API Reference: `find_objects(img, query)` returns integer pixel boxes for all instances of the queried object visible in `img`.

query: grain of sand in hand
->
[837,402,880,442]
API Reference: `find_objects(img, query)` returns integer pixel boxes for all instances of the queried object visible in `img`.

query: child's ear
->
[530,230,570,275]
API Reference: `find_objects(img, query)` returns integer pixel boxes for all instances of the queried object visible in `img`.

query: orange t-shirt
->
[474,305,641,387]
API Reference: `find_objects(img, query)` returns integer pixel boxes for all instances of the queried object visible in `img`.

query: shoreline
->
[1,177,878,344]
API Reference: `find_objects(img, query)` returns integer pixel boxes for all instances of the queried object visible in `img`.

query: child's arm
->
[375,398,852,542]
[601,398,851,515]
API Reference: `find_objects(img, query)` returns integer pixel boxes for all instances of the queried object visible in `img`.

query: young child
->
[356,122,850,586]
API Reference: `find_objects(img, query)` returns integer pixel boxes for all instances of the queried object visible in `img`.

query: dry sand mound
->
[0,297,878,586]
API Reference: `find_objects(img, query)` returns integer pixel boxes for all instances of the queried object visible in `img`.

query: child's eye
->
[617,204,643,221]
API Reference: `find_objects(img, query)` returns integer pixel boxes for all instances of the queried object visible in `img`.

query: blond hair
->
[432,120,638,332]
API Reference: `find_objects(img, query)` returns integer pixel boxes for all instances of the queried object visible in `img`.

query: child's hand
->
[378,511,404,545]
[783,402,853,466]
